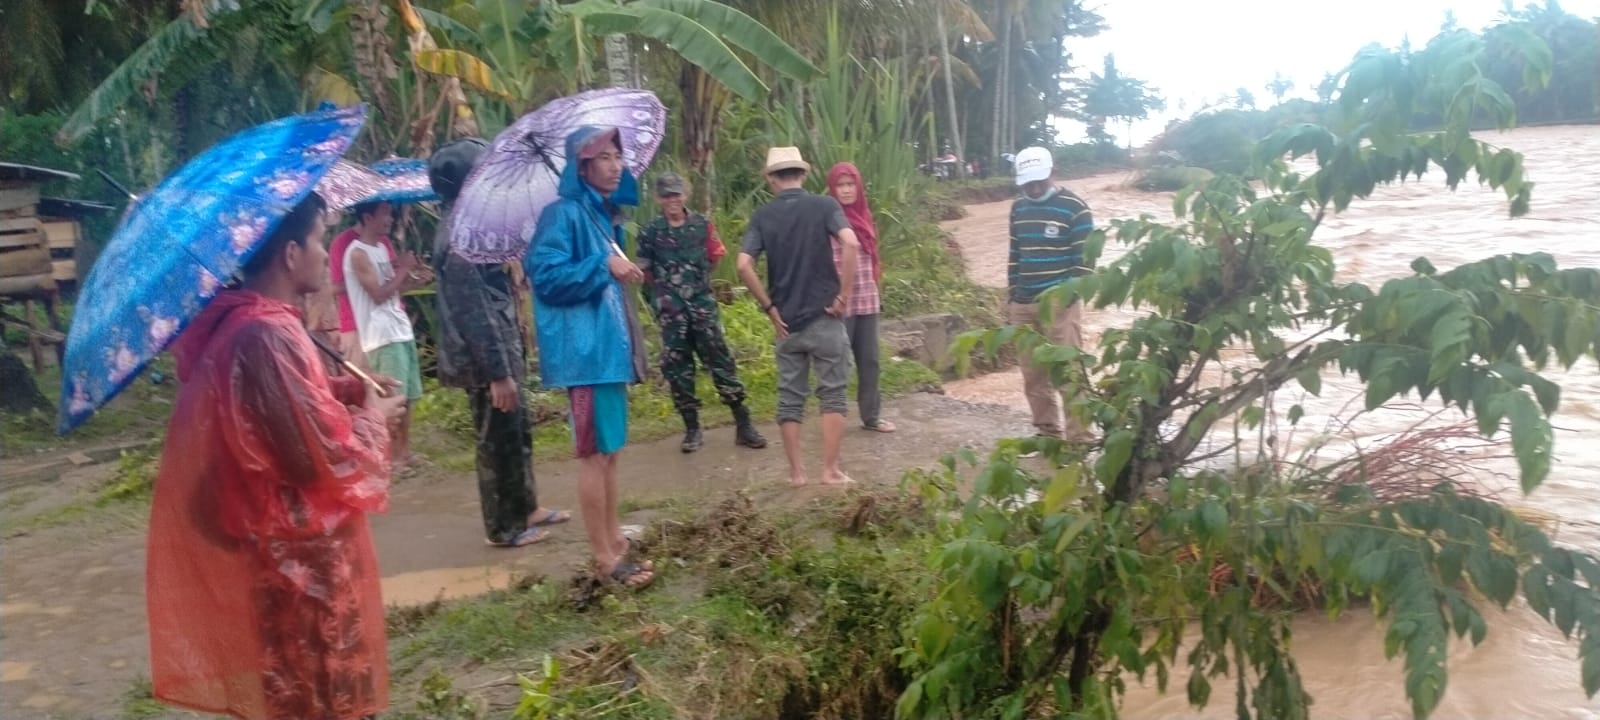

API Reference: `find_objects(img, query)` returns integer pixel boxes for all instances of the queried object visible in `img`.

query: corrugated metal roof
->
[37,197,115,218]
[0,162,82,183]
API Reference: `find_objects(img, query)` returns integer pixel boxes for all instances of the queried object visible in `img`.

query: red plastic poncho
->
[146,289,392,720]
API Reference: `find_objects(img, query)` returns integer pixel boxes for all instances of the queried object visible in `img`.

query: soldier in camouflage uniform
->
[636,172,767,452]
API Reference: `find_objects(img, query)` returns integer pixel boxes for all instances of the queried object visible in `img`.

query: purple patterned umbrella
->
[316,157,438,210]
[448,87,667,264]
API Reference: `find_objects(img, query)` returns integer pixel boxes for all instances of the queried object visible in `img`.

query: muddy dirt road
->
[0,393,1028,719]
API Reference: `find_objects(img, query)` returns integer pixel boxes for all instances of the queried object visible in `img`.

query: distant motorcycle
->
[920,153,961,180]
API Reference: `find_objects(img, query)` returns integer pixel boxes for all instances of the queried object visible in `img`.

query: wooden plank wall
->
[43,221,77,283]
[0,184,52,280]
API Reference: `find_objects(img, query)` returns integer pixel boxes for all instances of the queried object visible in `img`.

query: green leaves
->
[571,0,763,99]
[565,0,818,102]
[1253,123,1338,171]
[1195,500,1228,544]
[894,17,1600,720]
[60,12,210,142]
[1467,548,1521,606]
[1098,429,1135,484]
[1492,21,1556,91]
[1334,250,1600,492]
[915,615,954,658]
[1505,390,1553,490]
[1354,549,1393,586]
[637,0,819,80]
[1042,464,1085,513]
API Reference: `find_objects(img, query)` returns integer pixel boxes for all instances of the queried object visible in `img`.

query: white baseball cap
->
[1013,146,1053,186]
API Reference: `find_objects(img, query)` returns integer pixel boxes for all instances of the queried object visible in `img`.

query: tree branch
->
[1145,344,1344,488]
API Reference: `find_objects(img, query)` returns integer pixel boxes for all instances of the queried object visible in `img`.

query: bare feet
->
[789,466,809,487]
[821,469,855,486]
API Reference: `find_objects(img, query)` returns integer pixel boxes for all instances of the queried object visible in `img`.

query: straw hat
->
[763,146,811,175]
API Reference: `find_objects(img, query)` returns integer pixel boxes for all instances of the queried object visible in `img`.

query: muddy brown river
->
[944,124,1600,718]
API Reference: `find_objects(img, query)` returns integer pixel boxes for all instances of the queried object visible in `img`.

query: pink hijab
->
[826,162,880,283]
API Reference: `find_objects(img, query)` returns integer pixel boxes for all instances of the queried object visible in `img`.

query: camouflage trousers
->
[466,386,537,544]
[659,304,746,414]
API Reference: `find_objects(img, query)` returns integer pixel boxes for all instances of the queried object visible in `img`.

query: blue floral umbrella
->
[58,104,368,434]
[367,157,438,204]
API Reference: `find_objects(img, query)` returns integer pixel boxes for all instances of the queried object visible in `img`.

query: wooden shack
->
[0,162,112,371]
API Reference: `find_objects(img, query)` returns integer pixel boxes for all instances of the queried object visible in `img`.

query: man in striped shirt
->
[1007,145,1094,442]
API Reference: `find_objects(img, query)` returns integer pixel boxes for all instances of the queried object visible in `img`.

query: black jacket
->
[432,215,524,389]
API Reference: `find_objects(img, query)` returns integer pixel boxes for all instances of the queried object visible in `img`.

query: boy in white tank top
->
[344,201,431,470]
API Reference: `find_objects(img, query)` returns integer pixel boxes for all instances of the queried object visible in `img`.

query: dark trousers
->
[844,313,882,426]
[467,386,537,543]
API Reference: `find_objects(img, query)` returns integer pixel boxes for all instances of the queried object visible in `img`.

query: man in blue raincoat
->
[525,126,654,589]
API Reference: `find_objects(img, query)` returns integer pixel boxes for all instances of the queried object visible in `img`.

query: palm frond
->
[58,16,207,143]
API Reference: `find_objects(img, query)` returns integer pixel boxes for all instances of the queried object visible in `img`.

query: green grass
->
[0,488,40,513]
[1,354,177,457]
[118,676,167,720]
[0,447,157,537]
[384,491,933,720]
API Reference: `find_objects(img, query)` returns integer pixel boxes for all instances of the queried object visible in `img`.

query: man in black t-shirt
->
[736,147,862,487]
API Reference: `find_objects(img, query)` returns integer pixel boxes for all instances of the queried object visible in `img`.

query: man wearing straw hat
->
[736,147,862,487]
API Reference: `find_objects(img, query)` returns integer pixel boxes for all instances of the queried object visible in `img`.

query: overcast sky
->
[1053,0,1600,145]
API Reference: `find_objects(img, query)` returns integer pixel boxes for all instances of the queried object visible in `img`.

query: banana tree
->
[58,0,468,159]
[407,0,817,208]
[57,0,298,143]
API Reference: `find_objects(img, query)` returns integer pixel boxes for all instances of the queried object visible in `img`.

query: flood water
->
[944,125,1600,718]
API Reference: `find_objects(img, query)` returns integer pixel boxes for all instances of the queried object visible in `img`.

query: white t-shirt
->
[343,240,415,352]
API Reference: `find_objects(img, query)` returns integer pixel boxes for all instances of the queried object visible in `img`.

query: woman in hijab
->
[827,162,895,432]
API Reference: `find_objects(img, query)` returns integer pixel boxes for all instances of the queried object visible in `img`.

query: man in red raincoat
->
[145,191,407,720]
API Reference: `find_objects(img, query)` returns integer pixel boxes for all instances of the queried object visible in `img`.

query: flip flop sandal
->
[612,537,653,569]
[864,420,897,433]
[605,559,655,589]
[530,509,572,526]
[485,527,550,548]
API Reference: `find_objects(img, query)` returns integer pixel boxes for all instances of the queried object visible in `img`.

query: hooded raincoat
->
[524,126,648,389]
[146,289,392,720]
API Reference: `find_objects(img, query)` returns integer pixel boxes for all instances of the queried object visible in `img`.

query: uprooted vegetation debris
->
[385,490,934,720]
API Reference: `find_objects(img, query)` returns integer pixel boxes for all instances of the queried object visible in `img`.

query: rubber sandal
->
[864,419,897,433]
[604,559,655,589]
[485,527,550,548]
[529,508,572,526]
